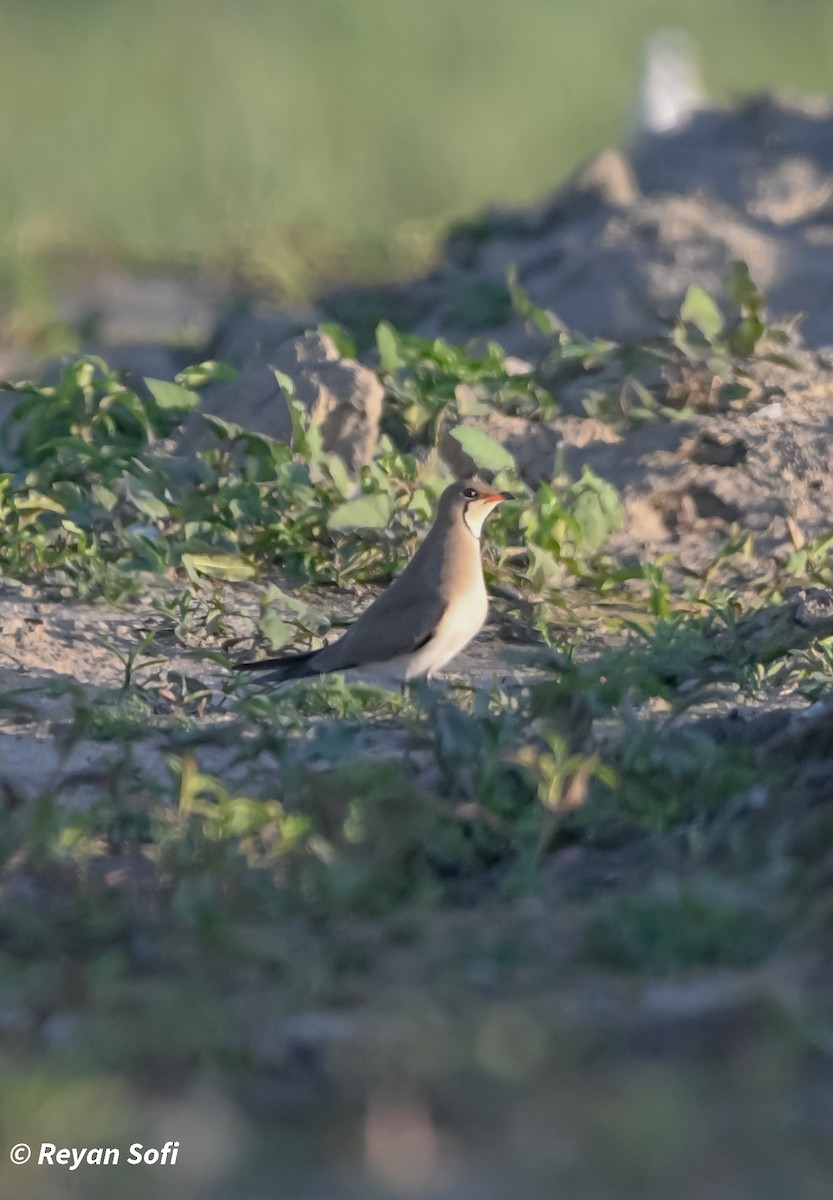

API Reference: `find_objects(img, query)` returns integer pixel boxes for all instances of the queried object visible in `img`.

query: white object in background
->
[756,401,785,421]
[631,29,706,138]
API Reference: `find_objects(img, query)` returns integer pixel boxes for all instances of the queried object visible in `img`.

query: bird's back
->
[314,514,484,673]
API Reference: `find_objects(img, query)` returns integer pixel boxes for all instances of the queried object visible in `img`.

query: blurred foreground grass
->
[2,0,833,296]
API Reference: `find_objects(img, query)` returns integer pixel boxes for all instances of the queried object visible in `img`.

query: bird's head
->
[440,477,515,539]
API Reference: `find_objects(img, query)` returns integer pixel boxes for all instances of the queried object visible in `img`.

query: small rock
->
[175,332,383,471]
[440,412,559,484]
[756,401,785,420]
[503,356,535,377]
[271,332,383,471]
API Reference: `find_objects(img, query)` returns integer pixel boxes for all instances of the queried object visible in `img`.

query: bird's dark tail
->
[232,648,321,683]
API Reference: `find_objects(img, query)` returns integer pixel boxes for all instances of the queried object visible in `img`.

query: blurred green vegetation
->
[1,0,833,293]
[1,313,833,1192]
[2,6,833,1187]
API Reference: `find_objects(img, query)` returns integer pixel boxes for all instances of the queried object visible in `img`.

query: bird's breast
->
[402,572,488,680]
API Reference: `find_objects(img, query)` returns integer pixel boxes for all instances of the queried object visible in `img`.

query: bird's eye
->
[463,487,478,499]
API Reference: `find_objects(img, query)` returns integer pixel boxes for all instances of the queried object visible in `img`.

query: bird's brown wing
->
[313,582,446,672]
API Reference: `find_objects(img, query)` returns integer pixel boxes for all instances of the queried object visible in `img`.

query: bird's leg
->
[408,675,456,715]
[404,676,436,709]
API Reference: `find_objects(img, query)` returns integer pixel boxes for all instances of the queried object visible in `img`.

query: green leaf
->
[144,378,199,412]
[527,542,562,586]
[285,395,323,462]
[13,492,66,514]
[449,425,516,472]
[203,414,246,441]
[125,479,170,520]
[556,338,614,362]
[175,361,237,389]
[318,323,356,359]
[375,321,404,373]
[90,484,118,510]
[679,286,723,343]
[728,316,765,358]
[408,487,433,520]
[273,367,295,397]
[258,609,292,650]
[262,583,327,631]
[326,453,352,498]
[764,353,800,369]
[181,552,257,582]
[569,468,622,554]
[60,518,87,540]
[626,376,659,413]
[726,261,762,314]
[506,264,555,335]
[328,492,393,531]
[718,382,752,404]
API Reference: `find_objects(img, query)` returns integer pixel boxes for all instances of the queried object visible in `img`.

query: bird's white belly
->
[401,588,489,680]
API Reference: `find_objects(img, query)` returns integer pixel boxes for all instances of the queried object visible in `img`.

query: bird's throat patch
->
[463,500,498,539]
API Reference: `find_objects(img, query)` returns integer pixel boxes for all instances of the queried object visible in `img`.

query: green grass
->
[1,8,833,1183]
[0,293,827,921]
[2,0,833,295]
[1,292,833,1193]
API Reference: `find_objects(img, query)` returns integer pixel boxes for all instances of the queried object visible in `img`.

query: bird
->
[233,477,514,685]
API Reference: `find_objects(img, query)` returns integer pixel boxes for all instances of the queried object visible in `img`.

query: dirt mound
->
[322,96,833,565]
[6,96,833,573]
[395,94,833,352]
